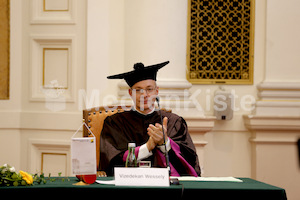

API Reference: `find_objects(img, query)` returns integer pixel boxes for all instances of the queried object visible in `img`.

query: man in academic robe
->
[100,61,201,176]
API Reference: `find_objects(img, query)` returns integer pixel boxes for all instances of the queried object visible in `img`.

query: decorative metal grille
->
[187,0,254,84]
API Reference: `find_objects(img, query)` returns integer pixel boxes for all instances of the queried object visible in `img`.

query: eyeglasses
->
[131,87,156,95]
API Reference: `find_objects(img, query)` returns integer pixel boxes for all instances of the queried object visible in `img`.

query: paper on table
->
[96,177,242,185]
[96,179,116,185]
[171,176,243,182]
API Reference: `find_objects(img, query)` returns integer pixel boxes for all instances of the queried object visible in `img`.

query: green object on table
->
[181,178,287,199]
[0,177,287,199]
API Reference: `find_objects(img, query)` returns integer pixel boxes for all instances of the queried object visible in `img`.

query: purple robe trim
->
[156,139,198,177]
[122,139,198,177]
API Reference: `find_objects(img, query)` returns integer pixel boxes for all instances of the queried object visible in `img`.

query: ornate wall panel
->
[30,35,75,103]
[43,0,69,12]
[187,0,255,84]
[29,139,71,176]
[30,0,76,24]
[43,48,69,89]
[41,153,68,175]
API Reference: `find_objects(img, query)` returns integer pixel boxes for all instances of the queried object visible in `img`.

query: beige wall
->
[0,0,86,175]
[1,0,300,199]
[244,1,300,199]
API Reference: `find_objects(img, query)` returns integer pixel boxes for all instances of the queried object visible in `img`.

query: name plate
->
[114,167,169,187]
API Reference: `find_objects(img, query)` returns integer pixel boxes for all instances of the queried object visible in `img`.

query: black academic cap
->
[107,61,169,87]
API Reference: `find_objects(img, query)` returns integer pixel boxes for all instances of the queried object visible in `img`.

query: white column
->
[244,1,300,199]
[264,0,300,83]
[118,0,205,117]
[86,0,125,108]
[123,0,187,81]
[86,0,109,108]
[255,0,300,116]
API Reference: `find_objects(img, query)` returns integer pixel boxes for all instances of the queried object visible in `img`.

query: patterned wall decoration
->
[187,0,255,84]
[0,0,9,99]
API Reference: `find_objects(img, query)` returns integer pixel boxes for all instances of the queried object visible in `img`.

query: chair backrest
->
[83,105,132,169]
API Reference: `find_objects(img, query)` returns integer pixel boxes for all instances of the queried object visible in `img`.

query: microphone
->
[156,97,179,185]
[155,96,170,174]
[155,96,179,185]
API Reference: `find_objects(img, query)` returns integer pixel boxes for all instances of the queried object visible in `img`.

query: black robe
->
[100,110,201,176]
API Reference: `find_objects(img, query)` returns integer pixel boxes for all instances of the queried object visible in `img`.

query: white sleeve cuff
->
[137,143,153,161]
[157,138,171,153]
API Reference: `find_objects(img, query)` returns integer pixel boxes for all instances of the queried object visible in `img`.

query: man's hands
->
[146,117,168,152]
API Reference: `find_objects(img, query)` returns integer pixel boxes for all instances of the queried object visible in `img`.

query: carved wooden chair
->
[83,105,132,177]
[83,105,171,177]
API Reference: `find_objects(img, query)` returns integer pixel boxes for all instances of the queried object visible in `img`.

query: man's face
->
[129,80,159,113]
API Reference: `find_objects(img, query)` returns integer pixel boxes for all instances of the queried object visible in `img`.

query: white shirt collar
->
[133,106,156,116]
